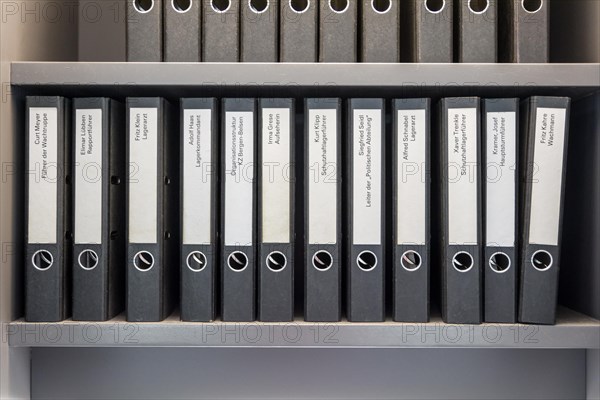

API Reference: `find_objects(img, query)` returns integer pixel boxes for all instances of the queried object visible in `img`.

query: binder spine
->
[221,98,257,322]
[440,97,482,324]
[180,98,218,322]
[409,0,453,62]
[319,0,358,62]
[126,98,178,322]
[499,0,549,63]
[127,0,163,61]
[25,96,71,322]
[347,99,385,322]
[304,98,342,322]
[392,98,431,322]
[241,0,279,62]
[203,0,240,61]
[164,0,202,61]
[258,99,294,321]
[280,0,318,62]
[456,0,497,63]
[519,96,570,324]
[361,0,400,62]
[482,98,519,323]
[72,98,125,321]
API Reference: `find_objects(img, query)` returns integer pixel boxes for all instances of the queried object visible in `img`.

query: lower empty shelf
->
[7,307,599,349]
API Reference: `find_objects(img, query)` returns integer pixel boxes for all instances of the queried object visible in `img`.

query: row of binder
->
[127,0,549,63]
[25,95,570,325]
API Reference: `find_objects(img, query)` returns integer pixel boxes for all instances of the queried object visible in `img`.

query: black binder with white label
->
[439,97,482,324]
[180,98,218,322]
[126,98,179,322]
[519,96,571,325]
[72,98,126,321]
[392,98,431,322]
[347,99,385,322]
[258,98,294,321]
[304,98,342,322]
[25,96,71,322]
[221,98,257,322]
[483,98,519,323]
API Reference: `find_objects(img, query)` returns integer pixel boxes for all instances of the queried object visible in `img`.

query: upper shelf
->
[7,307,600,349]
[10,62,600,99]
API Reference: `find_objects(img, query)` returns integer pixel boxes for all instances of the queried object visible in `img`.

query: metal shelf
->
[7,307,600,349]
[10,62,600,99]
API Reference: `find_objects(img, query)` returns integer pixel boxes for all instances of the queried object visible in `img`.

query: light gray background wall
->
[32,348,587,399]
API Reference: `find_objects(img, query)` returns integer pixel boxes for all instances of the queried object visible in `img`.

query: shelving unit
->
[1,1,599,398]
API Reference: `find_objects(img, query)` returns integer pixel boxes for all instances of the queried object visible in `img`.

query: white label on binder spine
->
[448,108,478,245]
[529,107,567,246]
[128,108,158,244]
[308,109,337,245]
[75,108,103,244]
[397,109,426,246]
[353,109,382,245]
[225,111,254,246]
[262,108,291,243]
[486,111,516,247]
[28,107,58,244]
[183,109,212,245]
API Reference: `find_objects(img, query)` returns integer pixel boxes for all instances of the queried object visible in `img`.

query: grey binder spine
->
[221,98,257,322]
[456,0,497,62]
[25,96,71,322]
[361,0,400,62]
[483,98,519,323]
[439,97,482,324]
[127,0,163,61]
[258,98,295,321]
[403,0,453,62]
[72,98,126,322]
[203,0,240,61]
[165,0,202,61]
[280,0,318,62]
[519,96,571,325]
[241,0,279,62]
[126,98,179,322]
[304,98,342,322]
[319,0,358,62]
[392,98,431,323]
[499,0,549,63]
[180,98,218,322]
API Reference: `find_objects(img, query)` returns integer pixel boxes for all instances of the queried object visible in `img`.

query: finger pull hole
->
[111,176,121,185]
[172,0,192,12]
[522,0,543,13]
[133,0,154,13]
[290,0,309,13]
[329,0,349,13]
[468,0,489,13]
[372,0,391,13]
[211,0,230,12]
[249,0,269,13]
[424,0,444,13]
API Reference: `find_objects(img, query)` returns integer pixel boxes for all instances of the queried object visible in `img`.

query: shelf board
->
[10,62,600,99]
[7,307,600,349]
